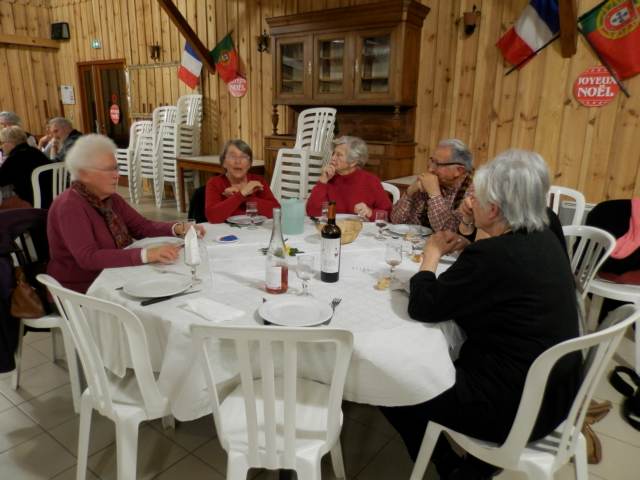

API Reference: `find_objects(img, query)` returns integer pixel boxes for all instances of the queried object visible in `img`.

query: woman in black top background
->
[383,150,581,480]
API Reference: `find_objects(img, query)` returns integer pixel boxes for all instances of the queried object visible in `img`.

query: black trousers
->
[381,386,510,477]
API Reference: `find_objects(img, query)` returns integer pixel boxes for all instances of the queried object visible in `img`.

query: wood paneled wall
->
[0,0,62,134]
[5,0,640,203]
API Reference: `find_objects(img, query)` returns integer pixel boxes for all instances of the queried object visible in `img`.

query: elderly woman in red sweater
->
[306,136,391,220]
[205,139,280,223]
[47,134,204,293]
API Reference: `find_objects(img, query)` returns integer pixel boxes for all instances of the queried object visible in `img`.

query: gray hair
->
[437,138,473,172]
[0,111,22,126]
[65,134,117,181]
[48,117,73,129]
[473,149,550,232]
[0,125,27,145]
[220,139,253,166]
[333,136,368,167]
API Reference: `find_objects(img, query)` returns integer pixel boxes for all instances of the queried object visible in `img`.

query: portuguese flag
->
[210,33,239,83]
[579,0,640,79]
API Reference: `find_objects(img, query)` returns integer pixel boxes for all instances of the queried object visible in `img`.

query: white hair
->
[437,138,473,172]
[0,111,22,126]
[65,134,117,181]
[473,149,550,232]
[48,117,73,129]
[0,125,27,145]
[333,136,368,167]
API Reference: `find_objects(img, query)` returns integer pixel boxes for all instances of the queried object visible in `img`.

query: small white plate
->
[387,224,432,236]
[123,276,192,298]
[227,214,267,225]
[125,236,184,250]
[259,297,333,327]
[216,235,239,244]
[336,214,363,222]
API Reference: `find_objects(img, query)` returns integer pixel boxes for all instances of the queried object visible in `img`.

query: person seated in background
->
[306,136,391,220]
[0,111,37,147]
[0,126,51,209]
[391,139,473,231]
[47,134,204,293]
[37,123,54,157]
[48,117,82,162]
[205,139,280,223]
[382,150,581,480]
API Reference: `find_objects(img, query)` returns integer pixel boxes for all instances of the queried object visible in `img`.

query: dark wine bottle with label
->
[320,201,341,282]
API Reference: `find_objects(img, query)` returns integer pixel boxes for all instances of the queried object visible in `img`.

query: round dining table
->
[87,218,460,421]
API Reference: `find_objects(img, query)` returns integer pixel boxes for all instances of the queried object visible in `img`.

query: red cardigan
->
[47,189,174,293]
[205,173,280,223]
[305,168,392,221]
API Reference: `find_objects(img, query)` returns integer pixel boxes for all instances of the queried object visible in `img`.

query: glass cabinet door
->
[275,36,311,99]
[314,35,352,99]
[355,31,392,99]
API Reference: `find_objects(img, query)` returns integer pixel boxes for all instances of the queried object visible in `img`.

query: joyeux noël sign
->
[573,66,619,107]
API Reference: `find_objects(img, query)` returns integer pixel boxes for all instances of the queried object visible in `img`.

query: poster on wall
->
[60,85,75,105]
[573,66,619,107]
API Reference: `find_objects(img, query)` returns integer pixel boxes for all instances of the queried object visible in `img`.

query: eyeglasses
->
[85,165,119,173]
[429,157,464,169]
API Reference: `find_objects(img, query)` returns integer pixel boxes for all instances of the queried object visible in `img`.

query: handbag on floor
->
[10,265,45,319]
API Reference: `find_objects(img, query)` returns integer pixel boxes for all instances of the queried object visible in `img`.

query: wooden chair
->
[191,323,353,480]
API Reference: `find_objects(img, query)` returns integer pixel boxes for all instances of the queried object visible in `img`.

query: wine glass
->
[385,239,402,279]
[375,211,388,240]
[177,218,196,237]
[184,227,202,285]
[296,254,314,296]
[246,201,258,229]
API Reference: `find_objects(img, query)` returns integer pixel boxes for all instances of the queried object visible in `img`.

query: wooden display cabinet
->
[265,0,429,181]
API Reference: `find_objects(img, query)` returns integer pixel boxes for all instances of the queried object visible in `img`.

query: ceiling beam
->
[157,0,216,73]
[558,0,578,57]
[0,33,60,50]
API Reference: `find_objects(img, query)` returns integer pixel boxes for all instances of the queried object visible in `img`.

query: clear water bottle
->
[265,208,289,294]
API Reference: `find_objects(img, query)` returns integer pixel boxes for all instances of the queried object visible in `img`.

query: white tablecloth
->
[88,219,458,421]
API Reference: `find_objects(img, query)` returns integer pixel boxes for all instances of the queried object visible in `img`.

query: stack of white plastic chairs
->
[115,121,152,203]
[270,107,336,201]
[127,94,202,210]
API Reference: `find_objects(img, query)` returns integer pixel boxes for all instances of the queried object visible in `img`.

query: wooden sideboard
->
[264,0,429,181]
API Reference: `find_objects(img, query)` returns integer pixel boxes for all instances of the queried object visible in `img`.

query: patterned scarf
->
[71,181,133,249]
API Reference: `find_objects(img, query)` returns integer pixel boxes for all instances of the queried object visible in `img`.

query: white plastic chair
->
[410,304,640,480]
[37,274,171,480]
[191,324,353,480]
[115,121,152,204]
[562,226,616,300]
[382,182,400,204]
[30,163,70,208]
[271,108,336,201]
[548,186,586,226]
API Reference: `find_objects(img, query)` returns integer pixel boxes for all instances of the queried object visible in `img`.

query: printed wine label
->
[321,238,341,273]
[266,266,282,289]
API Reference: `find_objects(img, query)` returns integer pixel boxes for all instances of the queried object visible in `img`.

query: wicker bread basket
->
[315,219,363,244]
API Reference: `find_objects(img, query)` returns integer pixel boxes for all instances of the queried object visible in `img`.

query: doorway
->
[77,60,130,148]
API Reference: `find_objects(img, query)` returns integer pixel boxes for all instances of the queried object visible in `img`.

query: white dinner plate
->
[227,214,267,225]
[125,236,184,250]
[258,297,333,327]
[123,276,192,298]
[387,224,432,236]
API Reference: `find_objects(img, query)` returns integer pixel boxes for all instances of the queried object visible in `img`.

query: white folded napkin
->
[184,227,200,265]
[181,297,244,322]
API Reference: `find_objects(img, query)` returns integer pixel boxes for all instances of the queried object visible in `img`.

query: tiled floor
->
[1,191,639,479]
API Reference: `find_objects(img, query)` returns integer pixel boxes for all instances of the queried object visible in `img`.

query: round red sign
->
[573,66,619,107]
[109,104,120,124]
[228,76,248,98]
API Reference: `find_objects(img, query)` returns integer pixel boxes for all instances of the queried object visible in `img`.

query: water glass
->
[320,201,329,223]
[246,201,258,229]
[296,254,314,296]
[385,239,402,279]
[375,211,388,240]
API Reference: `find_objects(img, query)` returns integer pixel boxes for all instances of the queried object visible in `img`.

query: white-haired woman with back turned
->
[382,150,582,479]
[47,134,203,293]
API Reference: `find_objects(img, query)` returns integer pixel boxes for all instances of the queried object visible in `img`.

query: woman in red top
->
[306,136,391,221]
[205,139,280,223]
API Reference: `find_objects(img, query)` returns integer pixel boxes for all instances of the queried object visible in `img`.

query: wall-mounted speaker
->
[51,23,70,40]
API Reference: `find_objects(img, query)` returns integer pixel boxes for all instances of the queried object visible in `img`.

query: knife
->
[140,289,201,306]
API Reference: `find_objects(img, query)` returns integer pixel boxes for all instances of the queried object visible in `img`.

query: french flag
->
[497,0,560,68]
[178,43,203,89]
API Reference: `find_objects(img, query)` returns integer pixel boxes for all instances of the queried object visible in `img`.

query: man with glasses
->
[391,139,473,231]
